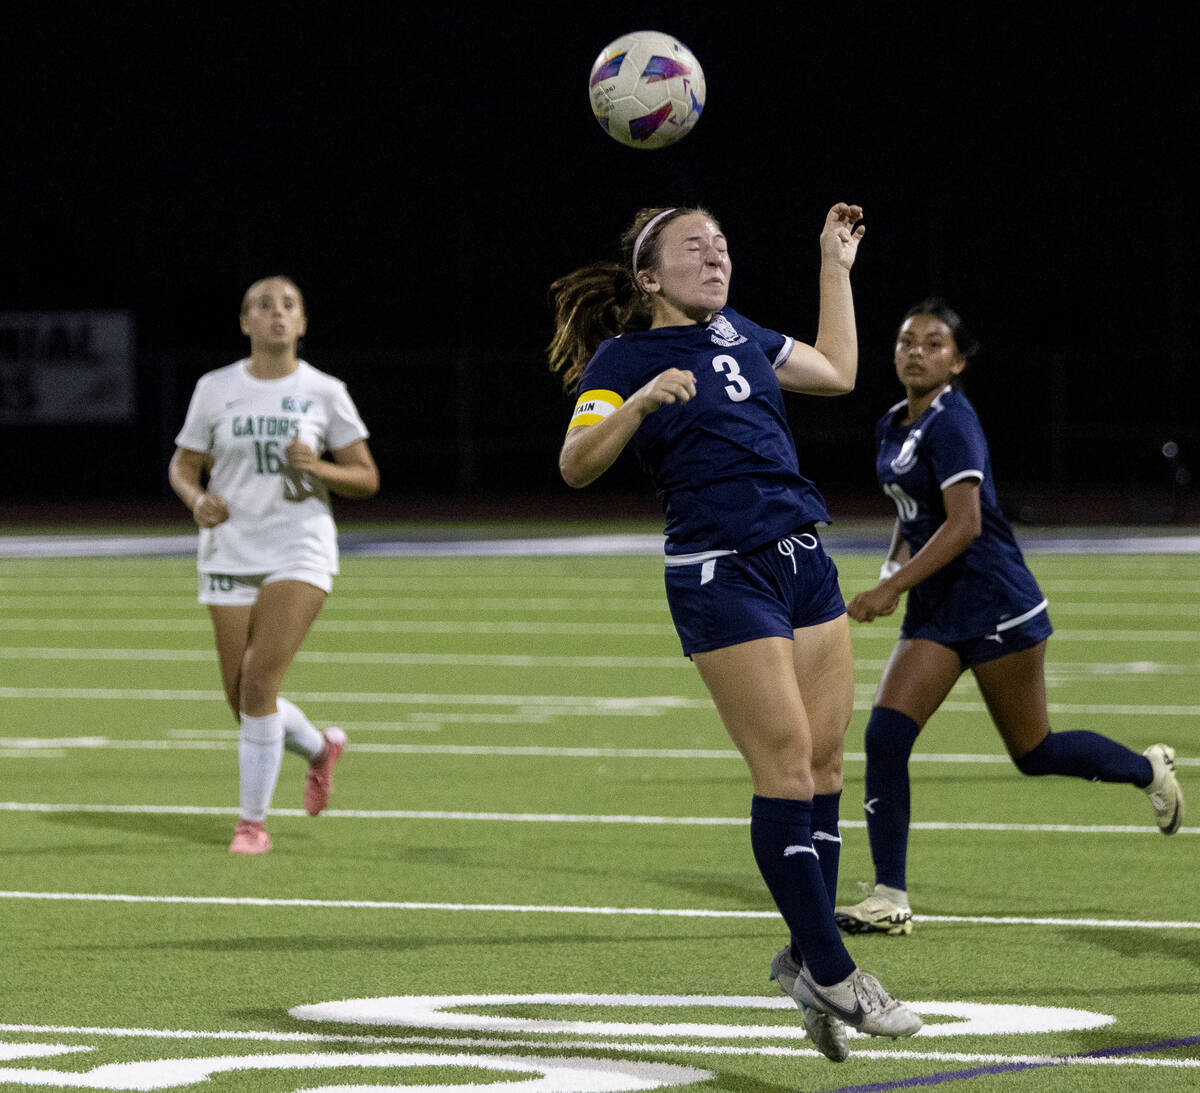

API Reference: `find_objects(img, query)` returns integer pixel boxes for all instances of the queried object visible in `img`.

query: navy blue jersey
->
[876,386,1046,640]
[572,308,830,556]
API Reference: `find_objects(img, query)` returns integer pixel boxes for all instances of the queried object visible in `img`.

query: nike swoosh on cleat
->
[805,983,864,1026]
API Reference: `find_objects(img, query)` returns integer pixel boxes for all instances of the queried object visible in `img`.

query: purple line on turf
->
[827,1062,1048,1092]
[825,1035,1200,1093]
[1083,1035,1200,1057]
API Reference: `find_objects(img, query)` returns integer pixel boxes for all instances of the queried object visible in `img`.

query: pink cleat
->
[304,727,347,816]
[228,819,271,855]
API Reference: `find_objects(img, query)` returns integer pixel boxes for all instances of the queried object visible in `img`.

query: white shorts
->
[197,567,333,605]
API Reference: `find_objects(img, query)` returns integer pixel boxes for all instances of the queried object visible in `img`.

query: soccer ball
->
[588,30,705,150]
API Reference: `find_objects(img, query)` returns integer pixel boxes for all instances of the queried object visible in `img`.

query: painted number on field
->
[0,995,1115,1089]
[0,1046,707,1090]
[292,993,1115,1040]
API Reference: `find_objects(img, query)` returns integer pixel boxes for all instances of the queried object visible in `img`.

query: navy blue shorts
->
[902,604,1053,667]
[664,528,846,657]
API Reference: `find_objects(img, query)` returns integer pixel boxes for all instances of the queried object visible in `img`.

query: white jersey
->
[174,359,369,576]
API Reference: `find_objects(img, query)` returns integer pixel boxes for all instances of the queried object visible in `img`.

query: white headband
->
[631,208,677,277]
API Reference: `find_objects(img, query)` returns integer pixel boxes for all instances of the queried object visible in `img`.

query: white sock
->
[277,696,324,759]
[238,711,284,822]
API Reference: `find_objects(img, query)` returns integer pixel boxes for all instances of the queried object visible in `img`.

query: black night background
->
[4,2,1196,525]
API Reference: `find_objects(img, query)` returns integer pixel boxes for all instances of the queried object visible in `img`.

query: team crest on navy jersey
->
[708,314,747,347]
[891,428,923,474]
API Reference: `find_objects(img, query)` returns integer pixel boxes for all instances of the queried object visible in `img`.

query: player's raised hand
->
[820,203,865,271]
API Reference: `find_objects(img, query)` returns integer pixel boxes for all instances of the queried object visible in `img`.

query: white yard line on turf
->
[7,616,1200,642]
[0,688,711,709]
[2,648,1198,676]
[0,801,1191,834]
[3,594,671,612]
[1,640,1197,686]
[0,1023,1197,1070]
[0,891,1198,930]
[5,592,1200,613]
[0,617,678,635]
[0,647,692,669]
[6,737,1200,770]
[5,623,1199,641]
[2,531,1200,558]
[1,686,1197,717]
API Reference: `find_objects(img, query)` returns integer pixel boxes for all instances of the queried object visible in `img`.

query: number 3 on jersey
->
[712,355,751,402]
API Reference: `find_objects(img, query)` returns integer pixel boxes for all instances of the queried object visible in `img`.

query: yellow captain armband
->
[567,389,623,430]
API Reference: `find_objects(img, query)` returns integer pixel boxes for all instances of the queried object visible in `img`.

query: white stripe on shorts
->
[995,598,1049,632]
[663,548,736,567]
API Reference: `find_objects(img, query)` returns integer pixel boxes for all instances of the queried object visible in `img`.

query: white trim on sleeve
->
[941,469,984,489]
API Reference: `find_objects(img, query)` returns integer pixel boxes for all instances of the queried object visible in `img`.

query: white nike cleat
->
[1143,743,1185,834]
[780,951,922,1039]
[835,885,913,936]
[770,947,849,1062]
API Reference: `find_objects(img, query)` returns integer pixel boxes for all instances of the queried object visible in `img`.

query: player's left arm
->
[848,479,982,622]
[287,437,380,498]
[880,519,911,579]
[775,202,864,395]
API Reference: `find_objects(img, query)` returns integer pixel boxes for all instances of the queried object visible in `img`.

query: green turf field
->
[0,534,1196,1091]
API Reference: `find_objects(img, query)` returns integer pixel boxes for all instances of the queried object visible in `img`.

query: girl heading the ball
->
[546,202,922,1061]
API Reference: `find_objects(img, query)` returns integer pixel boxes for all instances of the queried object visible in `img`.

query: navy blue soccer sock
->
[750,795,855,986]
[1014,730,1154,786]
[863,707,923,892]
[811,791,843,906]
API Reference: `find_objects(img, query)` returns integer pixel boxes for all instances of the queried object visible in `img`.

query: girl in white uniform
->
[169,276,380,854]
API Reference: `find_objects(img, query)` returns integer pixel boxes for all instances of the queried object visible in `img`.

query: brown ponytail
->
[546,205,714,393]
[546,261,644,393]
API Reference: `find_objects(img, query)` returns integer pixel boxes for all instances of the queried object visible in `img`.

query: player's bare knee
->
[810,759,843,796]
[809,740,843,783]
[752,761,814,801]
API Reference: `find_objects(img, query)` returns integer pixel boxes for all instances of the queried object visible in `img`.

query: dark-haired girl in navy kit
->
[837,299,1185,938]
[547,203,921,1063]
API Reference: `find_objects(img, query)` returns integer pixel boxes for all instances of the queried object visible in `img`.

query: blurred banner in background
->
[0,311,136,424]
